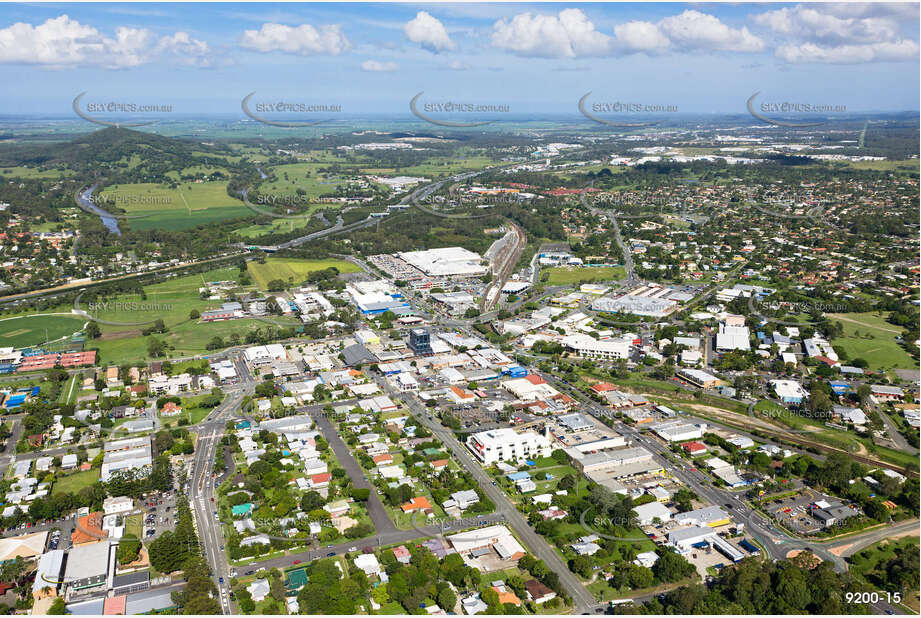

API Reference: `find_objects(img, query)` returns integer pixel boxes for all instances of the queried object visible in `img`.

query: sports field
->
[0,314,86,348]
[247,258,360,290]
[97,182,249,231]
[545,266,626,285]
[827,312,917,371]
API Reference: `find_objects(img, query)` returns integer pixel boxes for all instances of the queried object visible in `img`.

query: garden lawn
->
[52,469,99,495]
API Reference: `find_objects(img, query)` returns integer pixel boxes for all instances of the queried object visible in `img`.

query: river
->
[77,184,121,235]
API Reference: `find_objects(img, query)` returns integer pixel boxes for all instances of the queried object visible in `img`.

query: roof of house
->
[392,545,411,558]
[72,512,107,545]
[401,496,433,512]
[524,579,554,599]
[493,588,521,605]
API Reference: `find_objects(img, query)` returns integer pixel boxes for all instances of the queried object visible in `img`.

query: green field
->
[235,216,317,239]
[830,159,920,174]
[247,258,360,290]
[0,265,284,365]
[85,267,243,331]
[256,160,357,205]
[0,314,86,348]
[827,312,917,371]
[95,315,302,364]
[52,469,99,495]
[98,182,250,231]
[0,166,72,179]
[545,266,626,285]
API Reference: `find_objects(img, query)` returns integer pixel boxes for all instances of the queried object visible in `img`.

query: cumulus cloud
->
[491,9,613,58]
[0,15,209,68]
[491,8,764,58]
[361,59,397,72]
[612,21,670,53]
[445,60,468,70]
[658,10,764,52]
[755,6,898,44]
[239,22,350,55]
[754,4,919,63]
[403,11,455,52]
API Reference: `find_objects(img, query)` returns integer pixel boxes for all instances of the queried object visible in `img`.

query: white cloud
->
[403,11,455,52]
[239,22,350,55]
[491,8,763,58]
[612,21,670,53]
[446,60,468,70]
[0,15,209,68]
[754,6,898,44]
[491,9,613,58]
[776,40,920,64]
[658,10,764,52]
[361,59,397,72]
[754,4,918,63]
[156,31,212,66]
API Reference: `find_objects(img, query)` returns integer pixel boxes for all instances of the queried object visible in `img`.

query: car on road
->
[292,559,301,565]
[326,552,335,557]
[348,546,357,552]
[218,577,223,584]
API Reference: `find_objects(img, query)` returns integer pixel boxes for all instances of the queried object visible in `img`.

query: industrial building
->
[677,368,721,389]
[633,501,673,525]
[715,323,751,352]
[673,505,731,527]
[561,334,630,360]
[591,294,678,317]
[397,247,488,278]
[101,437,153,482]
[668,526,743,562]
[649,420,705,442]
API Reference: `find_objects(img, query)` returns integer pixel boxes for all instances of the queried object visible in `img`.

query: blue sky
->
[0,2,918,115]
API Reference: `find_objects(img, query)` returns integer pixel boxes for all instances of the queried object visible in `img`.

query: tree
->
[652,549,695,583]
[84,321,101,340]
[437,586,457,611]
[147,337,166,358]
[116,535,142,564]
[47,598,67,615]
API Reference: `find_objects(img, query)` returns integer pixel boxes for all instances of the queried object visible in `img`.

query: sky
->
[0,2,918,116]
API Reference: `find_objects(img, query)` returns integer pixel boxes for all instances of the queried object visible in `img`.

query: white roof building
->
[561,334,630,360]
[354,553,381,576]
[466,428,552,465]
[633,501,672,525]
[715,323,751,351]
[397,247,487,278]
